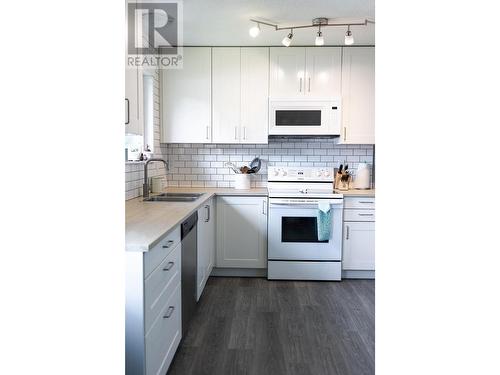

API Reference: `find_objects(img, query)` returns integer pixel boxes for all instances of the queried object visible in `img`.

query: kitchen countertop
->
[126,188,268,252]
[334,188,376,197]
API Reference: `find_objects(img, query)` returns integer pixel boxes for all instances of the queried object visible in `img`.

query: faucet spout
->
[143,158,168,199]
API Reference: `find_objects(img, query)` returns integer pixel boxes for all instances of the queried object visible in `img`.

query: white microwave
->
[269,98,341,136]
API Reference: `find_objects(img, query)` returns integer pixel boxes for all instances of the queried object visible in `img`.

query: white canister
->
[354,163,371,189]
[234,174,251,190]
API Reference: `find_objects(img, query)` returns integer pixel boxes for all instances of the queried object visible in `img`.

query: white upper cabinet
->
[340,47,375,144]
[212,48,241,143]
[161,47,212,143]
[270,47,306,97]
[240,47,269,144]
[305,47,342,97]
[125,66,143,135]
[270,47,341,98]
[212,47,269,144]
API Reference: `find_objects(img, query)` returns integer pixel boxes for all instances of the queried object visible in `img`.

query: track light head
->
[315,29,324,46]
[345,26,354,45]
[249,23,260,38]
[282,30,293,47]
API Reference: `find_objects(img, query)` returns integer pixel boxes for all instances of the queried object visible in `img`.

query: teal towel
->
[317,202,331,241]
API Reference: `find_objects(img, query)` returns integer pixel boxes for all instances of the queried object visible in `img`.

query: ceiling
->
[181,0,375,46]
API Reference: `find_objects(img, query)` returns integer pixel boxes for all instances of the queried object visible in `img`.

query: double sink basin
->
[143,192,204,202]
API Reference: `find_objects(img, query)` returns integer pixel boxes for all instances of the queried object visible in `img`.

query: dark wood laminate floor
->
[167,277,374,375]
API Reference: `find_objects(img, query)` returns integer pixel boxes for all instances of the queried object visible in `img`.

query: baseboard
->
[342,270,375,279]
[210,267,267,277]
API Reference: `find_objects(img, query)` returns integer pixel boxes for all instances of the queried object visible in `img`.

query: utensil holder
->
[234,174,251,190]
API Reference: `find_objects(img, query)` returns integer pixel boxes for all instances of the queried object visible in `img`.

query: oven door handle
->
[269,202,343,207]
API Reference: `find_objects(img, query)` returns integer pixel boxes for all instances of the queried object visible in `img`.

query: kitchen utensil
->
[240,166,250,174]
[225,162,240,174]
[249,157,262,173]
[338,164,343,173]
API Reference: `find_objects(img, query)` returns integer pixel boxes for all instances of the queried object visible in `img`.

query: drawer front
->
[268,261,341,281]
[344,197,375,209]
[144,243,181,335]
[144,226,181,278]
[344,209,375,222]
[146,282,182,375]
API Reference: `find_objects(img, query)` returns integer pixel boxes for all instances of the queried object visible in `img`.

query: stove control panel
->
[268,167,335,182]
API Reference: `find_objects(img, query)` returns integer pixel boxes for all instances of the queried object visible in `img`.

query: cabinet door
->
[197,198,215,300]
[305,47,341,98]
[342,221,375,270]
[161,47,212,143]
[212,48,241,143]
[125,66,143,135]
[269,47,306,97]
[340,47,375,144]
[216,196,268,268]
[240,47,269,144]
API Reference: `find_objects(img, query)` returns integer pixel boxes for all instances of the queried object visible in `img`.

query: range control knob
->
[324,170,331,177]
[281,169,288,176]
[316,170,323,177]
[274,169,279,176]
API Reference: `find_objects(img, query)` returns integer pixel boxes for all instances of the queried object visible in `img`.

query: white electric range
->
[267,166,343,281]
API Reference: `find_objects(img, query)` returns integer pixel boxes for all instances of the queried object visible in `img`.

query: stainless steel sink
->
[143,192,204,202]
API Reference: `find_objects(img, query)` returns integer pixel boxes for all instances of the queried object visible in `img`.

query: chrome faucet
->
[143,158,168,199]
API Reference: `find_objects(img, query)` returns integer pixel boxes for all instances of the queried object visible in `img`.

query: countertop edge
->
[126,190,269,252]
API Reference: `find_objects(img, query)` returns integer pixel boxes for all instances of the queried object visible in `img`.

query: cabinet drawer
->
[145,282,182,375]
[344,197,375,209]
[344,209,375,222]
[144,243,181,335]
[144,226,181,278]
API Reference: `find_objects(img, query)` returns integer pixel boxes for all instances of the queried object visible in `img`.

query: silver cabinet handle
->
[308,77,311,92]
[262,200,266,215]
[358,213,374,216]
[162,261,174,271]
[205,205,210,222]
[243,126,247,140]
[343,127,347,141]
[359,201,374,204]
[125,98,130,125]
[163,306,175,319]
[206,126,209,140]
[346,225,350,240]
[234,126,238,140]
[299,77,302,92]
[162,240,174,249]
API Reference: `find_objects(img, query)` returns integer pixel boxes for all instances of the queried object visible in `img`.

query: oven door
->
[268,99,340,135]
[268,198,343,261]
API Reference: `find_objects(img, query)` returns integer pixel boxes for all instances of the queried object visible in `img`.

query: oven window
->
[281,217,328,243]
[275,110,321,126]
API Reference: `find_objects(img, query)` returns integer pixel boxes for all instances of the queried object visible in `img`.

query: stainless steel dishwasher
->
[180,212,198,336]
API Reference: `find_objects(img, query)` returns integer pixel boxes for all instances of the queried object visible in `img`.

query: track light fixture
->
[248,17,374,46]
[345,25,354,45]
[282,30,293,47]
[249,22,260,38]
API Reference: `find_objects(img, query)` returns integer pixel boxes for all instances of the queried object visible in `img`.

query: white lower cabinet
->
[216,196,268,268]
[197,198,215,300]
[126,226,182,375]
[342,197,375,273]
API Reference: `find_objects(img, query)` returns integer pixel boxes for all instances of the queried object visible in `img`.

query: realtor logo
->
[127,0,183,69]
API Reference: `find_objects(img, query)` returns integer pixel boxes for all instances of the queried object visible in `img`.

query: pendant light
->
[249,22,260,38]
[282,29,293,47]
[345,25,354,45]
[315,25,324,46]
